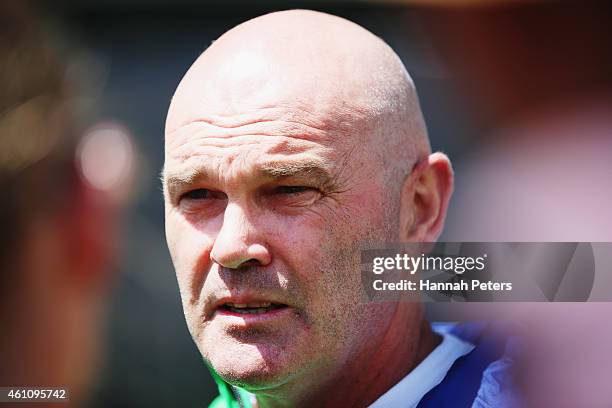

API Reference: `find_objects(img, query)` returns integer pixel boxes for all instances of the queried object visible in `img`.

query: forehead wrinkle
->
[166,131,330,165]
[168,136,268,162]
[167,104,332,135]
[167,119,328,147]
[166,95,373,147]
[165,107,367,161]
[165,100,372,149]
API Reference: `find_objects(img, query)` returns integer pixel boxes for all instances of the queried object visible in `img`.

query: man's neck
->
[254,305,441,408]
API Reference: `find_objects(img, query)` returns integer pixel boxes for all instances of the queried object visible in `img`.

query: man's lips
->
[221,301,287,315]
[210,296,291,318]
[206,295,300,330]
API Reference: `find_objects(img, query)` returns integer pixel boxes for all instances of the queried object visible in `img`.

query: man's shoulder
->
[419,321,520,408]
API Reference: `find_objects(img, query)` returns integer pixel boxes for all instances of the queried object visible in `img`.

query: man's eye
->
[276,186,313,195]
[182,189,211,200]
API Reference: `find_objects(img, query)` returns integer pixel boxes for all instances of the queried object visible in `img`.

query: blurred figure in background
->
[421,1,612,241]
[0,2,132,406]
[415,1,612,406]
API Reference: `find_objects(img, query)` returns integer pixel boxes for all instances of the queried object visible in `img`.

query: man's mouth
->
[221,302,287,315]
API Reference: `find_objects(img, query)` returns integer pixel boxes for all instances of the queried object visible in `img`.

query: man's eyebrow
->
[162,168,207,196]
[162,159,335,196]
[259,160,334,185]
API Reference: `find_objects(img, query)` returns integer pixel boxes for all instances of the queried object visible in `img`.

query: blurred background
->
[3,0,611,407]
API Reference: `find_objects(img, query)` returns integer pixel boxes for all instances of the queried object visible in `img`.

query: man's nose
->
[210,202,271,269]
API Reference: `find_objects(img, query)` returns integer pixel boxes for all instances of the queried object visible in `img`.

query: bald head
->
[164,11,453,404]
[166,10,430,180]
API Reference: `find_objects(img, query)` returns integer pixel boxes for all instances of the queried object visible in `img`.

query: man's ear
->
[399,152,454,242]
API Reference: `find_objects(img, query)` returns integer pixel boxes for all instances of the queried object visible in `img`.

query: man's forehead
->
[165,89,372,166]
[167,103,333,145]
[165,70,372,140]
[163,9,427,191]
[166,130,334,162]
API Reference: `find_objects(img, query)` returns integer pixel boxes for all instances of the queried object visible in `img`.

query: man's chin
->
[209,356,291,390]
[203,338,298,389]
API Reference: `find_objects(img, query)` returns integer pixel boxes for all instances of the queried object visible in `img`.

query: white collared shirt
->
[368,326,475,408]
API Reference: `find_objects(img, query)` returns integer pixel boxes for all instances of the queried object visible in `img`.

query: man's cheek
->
[169,225,212,295]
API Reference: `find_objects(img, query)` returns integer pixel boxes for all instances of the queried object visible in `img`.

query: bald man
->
[163,10,512,408]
